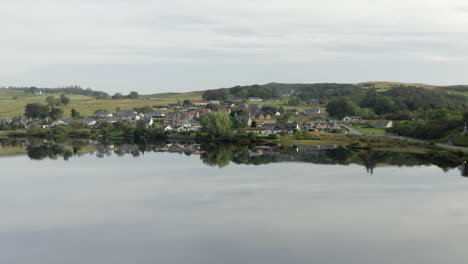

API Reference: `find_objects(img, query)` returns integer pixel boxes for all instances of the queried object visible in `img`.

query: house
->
[209,100,221,105]
[79,118,97,126]
[255,114,265,120]
[248,97,263,102]
[343,116,362,122]
[245,127,271,135]
[219,108,231,114]
[262,105,277,113]
[93,110,113,119]
[227,96,244,102]
[115,109,137,117]
[235,115,252,127]
[285,109,299,115]
[147,112,166,118]
[264,123,301,133]
[304,109,321,115]
[311,121,340,130]
[164,125,173,131]
[198,108,211,116]
[184,111,200,120]
[190,126,202,132]
[249,104,260,113]
[168,103,183,109]
[237,103,249,111]
[51,118,73,127]
[375,120,393,129]
[142,117,154,126]
[274,111,281,116]
[307,99,320,105]
[194,100,209,106]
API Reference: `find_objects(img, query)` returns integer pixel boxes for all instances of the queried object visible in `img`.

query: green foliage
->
[49,108,64,120]
[288,98,301,106]
[183,99,192,106]
[46,96,59,106]
[128,91,139,99]
[112,93,125,99]
[71,109,80,118]
[25,103,50,119]
[374,96,395,115]
[60,94,70,105]
[200,112,233,139]
[326,98,359,119]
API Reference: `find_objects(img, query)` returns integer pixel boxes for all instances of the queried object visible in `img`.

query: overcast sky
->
[2,0,468,94]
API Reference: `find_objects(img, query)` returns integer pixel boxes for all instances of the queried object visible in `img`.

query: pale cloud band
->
[1,0,468,92]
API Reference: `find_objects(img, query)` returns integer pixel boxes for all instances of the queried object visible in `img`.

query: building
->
[343,116,362,122]
[304,109,321,115]
[194,100,209,106]
[93,110,113,119]
[248,97,263,102]
[375,120,393,129]
[264,123,301,133]
[235,115,253,127]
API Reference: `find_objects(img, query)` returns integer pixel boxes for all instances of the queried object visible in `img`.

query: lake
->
[0,139,467,264]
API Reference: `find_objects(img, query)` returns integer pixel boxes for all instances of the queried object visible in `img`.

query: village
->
[0,98,394,136]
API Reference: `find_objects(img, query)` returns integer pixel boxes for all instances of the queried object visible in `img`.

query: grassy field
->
[0,89,205,119]
[355,127,386,134]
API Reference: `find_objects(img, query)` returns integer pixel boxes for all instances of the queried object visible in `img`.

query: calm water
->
[1,140,467,264]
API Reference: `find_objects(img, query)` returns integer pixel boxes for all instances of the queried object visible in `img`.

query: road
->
[340,124,468,152]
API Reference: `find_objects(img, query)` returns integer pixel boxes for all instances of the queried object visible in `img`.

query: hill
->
[0,81,466,119]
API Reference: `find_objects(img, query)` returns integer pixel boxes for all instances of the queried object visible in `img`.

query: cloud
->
[1,0,468,92]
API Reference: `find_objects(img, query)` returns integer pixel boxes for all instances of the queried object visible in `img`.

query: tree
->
[60,94,70,105]
[183,99,192,106]
[288,98,301,106]
[46,96,59,106]
[374,96,395,115]
[326,98,359,119]
[128,91,139,99]
[360,87,377,108]
[278,106,285,114]
[49,108,64,120]
[112,93,125,99]
[200,112,233,139]
[71,109,80,118]
[251,121,257,128]
[25,103,50,119]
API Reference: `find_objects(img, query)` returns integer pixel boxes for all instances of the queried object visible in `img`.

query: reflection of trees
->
[27,143,66,160]
[201,144,238,168]
[2,138,466,177]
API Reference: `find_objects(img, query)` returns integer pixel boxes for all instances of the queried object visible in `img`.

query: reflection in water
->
[0,138,466,176]
[1,138,468,264]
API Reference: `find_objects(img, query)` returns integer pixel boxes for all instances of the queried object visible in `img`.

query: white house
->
[343,116,362,122]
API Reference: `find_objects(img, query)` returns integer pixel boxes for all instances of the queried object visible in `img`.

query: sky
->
[2,0,468,94]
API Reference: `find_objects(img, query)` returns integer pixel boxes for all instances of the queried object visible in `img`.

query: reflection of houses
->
[375,120,393,129]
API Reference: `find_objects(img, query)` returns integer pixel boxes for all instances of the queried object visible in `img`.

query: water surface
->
[1,141,467,264]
